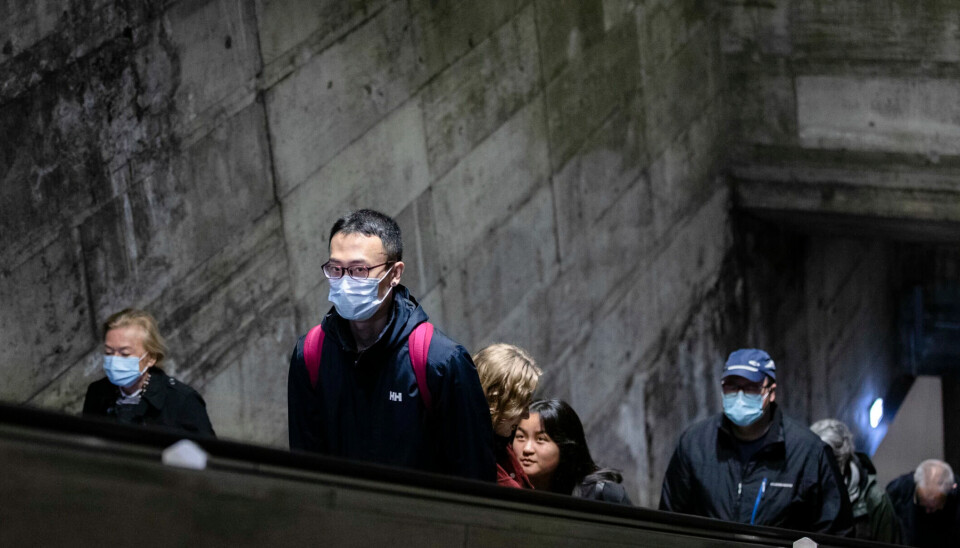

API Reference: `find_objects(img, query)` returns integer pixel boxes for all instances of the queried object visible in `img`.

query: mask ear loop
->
[382,263,399,287]
[137,353,153,377]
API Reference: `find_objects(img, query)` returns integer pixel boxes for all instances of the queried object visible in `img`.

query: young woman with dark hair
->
[513,399,631,505]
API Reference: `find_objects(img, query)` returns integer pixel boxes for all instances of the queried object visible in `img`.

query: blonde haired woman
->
[473,343,542,488]
[82,308,215,436]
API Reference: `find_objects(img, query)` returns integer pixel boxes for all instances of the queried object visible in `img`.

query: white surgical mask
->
[722,390,768,427]
[328,265,394,321]
[103,354,147,387]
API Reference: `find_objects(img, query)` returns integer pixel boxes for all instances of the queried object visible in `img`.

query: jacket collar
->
[141,367,168,410]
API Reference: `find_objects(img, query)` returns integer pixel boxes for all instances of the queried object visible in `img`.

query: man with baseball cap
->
[659,348,853,536]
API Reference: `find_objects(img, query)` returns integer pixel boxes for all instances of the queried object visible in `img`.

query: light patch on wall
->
[796,76,960,159]
[870,398,884,429]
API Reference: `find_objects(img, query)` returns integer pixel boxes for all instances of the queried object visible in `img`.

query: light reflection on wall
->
[851,387,889,457]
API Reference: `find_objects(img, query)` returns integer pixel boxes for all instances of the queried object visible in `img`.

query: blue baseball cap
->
[722,349,776,383]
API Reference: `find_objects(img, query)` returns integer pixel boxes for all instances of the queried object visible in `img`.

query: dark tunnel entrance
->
[731,211,960,485]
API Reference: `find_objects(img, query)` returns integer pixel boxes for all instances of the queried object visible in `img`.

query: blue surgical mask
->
[722,390,768,426]
[328,266,394,321]
[103,354,147,387]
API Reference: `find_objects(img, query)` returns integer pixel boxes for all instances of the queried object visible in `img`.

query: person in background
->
[513,399,632,504]
[659,348,851,536]
[810,418,900,543]
[287,209,494,481]
[886,459,960,547]
[473,343,543,488]
[82,308,215,437]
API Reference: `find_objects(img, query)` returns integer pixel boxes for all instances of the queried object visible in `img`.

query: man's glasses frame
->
[322,260,395,281]
[720,380,772,396]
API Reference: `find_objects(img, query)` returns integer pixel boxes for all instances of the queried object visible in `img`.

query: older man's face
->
[916,485,949,513]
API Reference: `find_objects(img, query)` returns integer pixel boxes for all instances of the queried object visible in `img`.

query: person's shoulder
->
[423,325,471,366]
[886,473,916,510]
[85,376,114,394]
[863,477,889,509]
[579,478,632,505]
[680,413,720,439]
[599,481,631,505]
[83,377,115,412]
[781,412,827,449]
[671,414,720,456]
[886,472,915,494]
[156,370,204,400]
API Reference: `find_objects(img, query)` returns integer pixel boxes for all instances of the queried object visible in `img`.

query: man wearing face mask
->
[659,348,852,536]
[287,209,495,481]
[82,308,215,437]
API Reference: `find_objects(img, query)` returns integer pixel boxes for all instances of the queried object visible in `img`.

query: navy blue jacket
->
[287,286,495,482]
[660,404,853,536]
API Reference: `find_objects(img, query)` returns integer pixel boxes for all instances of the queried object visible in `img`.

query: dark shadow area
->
[731,211,960,469]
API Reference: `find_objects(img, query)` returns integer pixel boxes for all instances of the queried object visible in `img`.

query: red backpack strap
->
[408,322,434,411]
[303,324,325,388]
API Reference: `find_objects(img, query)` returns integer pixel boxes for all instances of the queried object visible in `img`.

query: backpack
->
[303,321,435,411]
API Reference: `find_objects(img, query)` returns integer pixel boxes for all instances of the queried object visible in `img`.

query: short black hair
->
[329,209,403,261]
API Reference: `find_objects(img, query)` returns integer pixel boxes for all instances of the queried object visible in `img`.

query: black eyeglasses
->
[721,381,769,396]
[322,261,394,280]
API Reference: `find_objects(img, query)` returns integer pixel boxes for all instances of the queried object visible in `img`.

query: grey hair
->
[915,459,955,494]
[810,418,855,472]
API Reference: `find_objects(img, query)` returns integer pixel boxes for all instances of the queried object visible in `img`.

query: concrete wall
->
[1,0,735,506]
[725,0,960,234]
[872,376,944,487]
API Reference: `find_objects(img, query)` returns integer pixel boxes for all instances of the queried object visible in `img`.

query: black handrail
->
[0,402,891,547]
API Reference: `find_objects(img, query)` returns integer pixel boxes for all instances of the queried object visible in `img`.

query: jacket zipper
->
[750,477,768,525]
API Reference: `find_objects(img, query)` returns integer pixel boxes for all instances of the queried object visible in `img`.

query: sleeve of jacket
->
[434,344,496,482]
[599,482,633,506]
[81,382,103,417]
[812,443,854,536]
[176,389,216,438]
[659,434,695,513]
[867,487,902,544]
[287,336,325,452]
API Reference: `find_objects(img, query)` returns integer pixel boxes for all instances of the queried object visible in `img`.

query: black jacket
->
[287,286,496,482]
[82,367,215,437]
[886,472,960,547]
[659,404,853,536]
[576,472,633,506]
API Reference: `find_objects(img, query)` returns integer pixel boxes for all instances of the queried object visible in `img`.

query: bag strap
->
[304,324,325,388]
[304,321,433,412]
[408,322,434,412]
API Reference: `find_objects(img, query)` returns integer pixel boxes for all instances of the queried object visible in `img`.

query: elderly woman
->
[514,399,631,504]
[473,343,542,488]
[810,418,898,543]
[82,308,215,437]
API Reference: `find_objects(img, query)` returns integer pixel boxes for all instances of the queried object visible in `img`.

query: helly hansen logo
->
[389,391,402,402]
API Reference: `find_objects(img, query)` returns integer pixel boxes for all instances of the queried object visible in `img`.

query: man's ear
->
[768,382,777,403]
[390,261,405,286]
